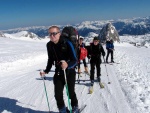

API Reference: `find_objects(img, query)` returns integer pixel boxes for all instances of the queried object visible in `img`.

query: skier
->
[40,26,79,113]
[78,37,89,75]
[106,39,114,63]
[87,37,105,93]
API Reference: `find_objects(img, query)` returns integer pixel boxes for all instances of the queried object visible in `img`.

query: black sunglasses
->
[49,32,60,36]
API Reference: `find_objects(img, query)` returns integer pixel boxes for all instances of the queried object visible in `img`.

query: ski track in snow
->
[1,58,134,113]
[114,43,150,113]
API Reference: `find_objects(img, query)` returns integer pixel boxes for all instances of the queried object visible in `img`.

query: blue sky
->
[0,0,150,30]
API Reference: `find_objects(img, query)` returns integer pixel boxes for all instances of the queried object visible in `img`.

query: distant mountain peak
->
[12,31,39,39]
[0,32,6,37]
[98,23,120,42]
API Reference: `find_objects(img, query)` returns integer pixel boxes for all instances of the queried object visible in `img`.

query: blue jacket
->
[106,41,114,50]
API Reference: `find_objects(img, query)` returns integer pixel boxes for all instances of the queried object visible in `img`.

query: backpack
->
[80,47,87,60]
[61,26,78,49]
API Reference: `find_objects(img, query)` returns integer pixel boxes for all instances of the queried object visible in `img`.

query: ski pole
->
[77,69,80,83]
[41,70,51,113]
[77,61,80,83]
[63,69,72,113]
[103,56,111,84]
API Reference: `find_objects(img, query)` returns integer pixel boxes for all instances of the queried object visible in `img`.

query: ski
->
[108,63,113,65]
[79,104,87,113]
[99,82,104,88]
[77,79,80,83]
[107,62,120,65]
[67,104,87,113]
[97,77,104,88]
[89,85,93,94]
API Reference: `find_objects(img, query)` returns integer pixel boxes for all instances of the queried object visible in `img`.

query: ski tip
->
[79,104,87,113]
[100,86,104,88]
[99,82,104,88]
[89,91,93,94]
[89,89,93,94]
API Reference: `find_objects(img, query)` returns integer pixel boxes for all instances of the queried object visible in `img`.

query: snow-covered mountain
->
[0,32,6,37]
[98,23,120,42]
[76,16,150,36]
[1,26,63,38]
[4,31,40,41]
[1,16,150,38]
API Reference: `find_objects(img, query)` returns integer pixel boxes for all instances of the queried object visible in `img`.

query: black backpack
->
[61,26,78,49]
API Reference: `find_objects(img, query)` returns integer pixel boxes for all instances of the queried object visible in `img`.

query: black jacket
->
[88,43,105,61]
[44,37,77,74]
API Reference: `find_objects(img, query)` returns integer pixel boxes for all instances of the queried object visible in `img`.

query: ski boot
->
[97,76,101,82]
[72,106,79,113]
[111,60,114,63]
[59,106,67,113]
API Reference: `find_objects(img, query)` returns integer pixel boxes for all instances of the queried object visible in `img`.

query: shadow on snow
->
[0,97,58,113]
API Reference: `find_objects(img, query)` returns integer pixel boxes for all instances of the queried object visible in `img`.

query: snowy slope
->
[0,36,149,113]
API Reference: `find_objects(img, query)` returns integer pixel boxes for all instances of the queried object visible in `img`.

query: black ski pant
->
[78,58,87,69]
[90,60,101,81]
[106,50,114,62]
[53,69,78,110]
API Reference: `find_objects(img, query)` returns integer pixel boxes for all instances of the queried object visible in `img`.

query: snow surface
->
[0,35,150,113]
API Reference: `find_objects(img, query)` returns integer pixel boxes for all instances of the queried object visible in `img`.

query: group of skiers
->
[40,25,114,113]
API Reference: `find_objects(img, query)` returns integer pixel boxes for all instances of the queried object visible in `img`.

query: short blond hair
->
[48,25,60,32]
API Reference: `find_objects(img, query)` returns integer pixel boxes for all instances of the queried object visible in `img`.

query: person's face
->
[93,40,99,45]
[49,28,60,44]
[79,39,83,44]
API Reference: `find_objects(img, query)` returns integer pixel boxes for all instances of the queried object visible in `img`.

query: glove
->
[40,70,46,80]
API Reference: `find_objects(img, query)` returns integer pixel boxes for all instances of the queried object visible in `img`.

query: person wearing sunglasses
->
[87,37,105,86]
[40,26,79,113]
